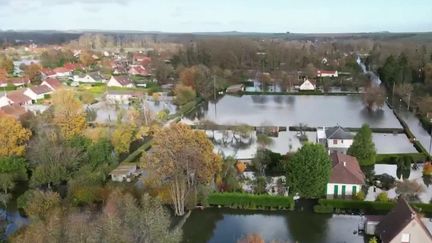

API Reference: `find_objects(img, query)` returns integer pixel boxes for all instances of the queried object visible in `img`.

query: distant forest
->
[2,30,432,47]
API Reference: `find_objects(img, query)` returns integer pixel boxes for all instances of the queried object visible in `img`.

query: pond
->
[193,95,401,129]
[88,99,177,124]
[182,208,366,243]
[208,130,416,160]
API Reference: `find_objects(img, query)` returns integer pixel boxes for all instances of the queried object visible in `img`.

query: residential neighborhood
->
[1,2,432,243]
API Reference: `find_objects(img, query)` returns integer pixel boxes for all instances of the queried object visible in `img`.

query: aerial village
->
[1,33,432,243]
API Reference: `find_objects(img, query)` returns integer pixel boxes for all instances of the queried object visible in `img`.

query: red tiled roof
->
[41,68,56,76]
[129,66,149,76]
[5,90,32,104]
[329,152,365,185]
[8,77,30,85]
[53,67,70,74]
[0,104,29,120]
[63,63,82,71]
[112,76,132,86]
[44,78,62,90]
[30,85,52,95]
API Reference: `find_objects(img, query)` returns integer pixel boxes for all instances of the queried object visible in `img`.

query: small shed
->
[110,164,138,182]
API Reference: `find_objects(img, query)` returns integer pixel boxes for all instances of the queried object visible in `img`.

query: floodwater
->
[182,208,365,243]
[88,99,177,124]
[399,109,432,155]
[209,130,416,160]
[194,95,401,129]
[366,163,432,203]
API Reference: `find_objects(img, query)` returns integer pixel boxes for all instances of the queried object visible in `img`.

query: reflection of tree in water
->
[284,211,331,242]
[360,107,385,121]
[273,95,283,104]
[285,95,295,105]
[251,95,269,104]
[181,208,224,243]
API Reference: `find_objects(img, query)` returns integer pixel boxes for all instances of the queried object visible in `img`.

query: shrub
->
[207,193,294,210]
[353,191,365,201]
[316,199,432,215]
[376,192,389,202]
[313,205,334,214]
[375,153,426,164]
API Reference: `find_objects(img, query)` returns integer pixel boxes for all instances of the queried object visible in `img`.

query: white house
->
[53,67,72,78]
[0,90,32,107]
[107,76,135,88]
[24,85,53,101]
[317,70,338,78]
[317,126,354,154]
[73,73,105,84]
[326,152,365,198]
[110,164,138,182]
[299,79,316,91]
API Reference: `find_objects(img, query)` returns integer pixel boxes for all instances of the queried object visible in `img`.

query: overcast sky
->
[0,0,431,33]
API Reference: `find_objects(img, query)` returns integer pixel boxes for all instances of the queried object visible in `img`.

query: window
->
[333,139,337,145]
[341,140,344,144]
[401,233,410,243]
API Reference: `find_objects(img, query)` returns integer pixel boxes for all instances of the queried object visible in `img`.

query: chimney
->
[343,161,346,167]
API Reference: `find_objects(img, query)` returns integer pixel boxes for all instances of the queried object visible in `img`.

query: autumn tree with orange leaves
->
[0,117,32,157]
[142,123,222,216]
[52,89,86,139]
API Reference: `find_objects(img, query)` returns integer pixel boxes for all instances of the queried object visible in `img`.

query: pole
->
[407,92,411,111]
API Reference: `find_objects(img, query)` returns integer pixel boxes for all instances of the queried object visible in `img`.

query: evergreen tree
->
[348,124,376,166]
[286,143,331,198]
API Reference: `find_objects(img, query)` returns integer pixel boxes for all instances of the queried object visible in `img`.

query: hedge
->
[375,153,427,164]
[121,139,152,163]
[207,193,294,210]
[314,199,432,215]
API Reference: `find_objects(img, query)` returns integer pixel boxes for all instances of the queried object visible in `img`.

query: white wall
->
[24,89,45,101]
[107,77,122,87]
[327,138,353,149]
[326,183,361,196]
[299,80,315,90]
[0,96,11,107]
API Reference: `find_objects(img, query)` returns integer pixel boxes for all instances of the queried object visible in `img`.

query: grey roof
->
[325,126,354,140]
[376,197,432,243]
[88,72,104,80]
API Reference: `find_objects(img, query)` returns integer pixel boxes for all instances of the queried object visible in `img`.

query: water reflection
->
[182,208,364,243]
[193,95,401,129]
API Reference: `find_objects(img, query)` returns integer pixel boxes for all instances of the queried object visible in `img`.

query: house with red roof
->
[317,70,338,78]
[0,90,32,107]
[107,76,135,88]
[24,85,53,101]
[40,68,57,79]
[326,152,365,198]
[133,53,151,65]
[41,78,63,91]
[128,65,150,76]
[0,104,31,121]
[53,67,72,78]
[0,77,30,88]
